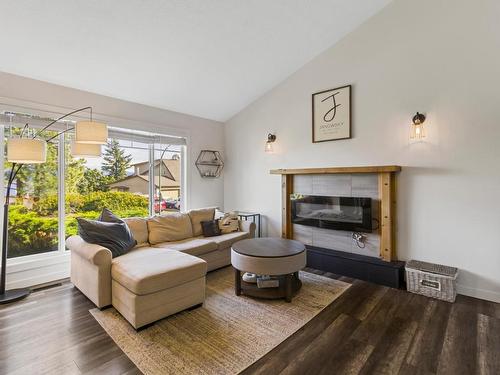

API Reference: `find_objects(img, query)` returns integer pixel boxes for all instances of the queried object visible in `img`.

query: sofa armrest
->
[66,235,112,266]
[239,220,256,238]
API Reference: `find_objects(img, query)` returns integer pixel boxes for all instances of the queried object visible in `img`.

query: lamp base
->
[0,288,31,304]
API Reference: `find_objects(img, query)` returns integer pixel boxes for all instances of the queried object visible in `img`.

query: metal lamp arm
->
[33,106,92,139]
[45,126,75,142]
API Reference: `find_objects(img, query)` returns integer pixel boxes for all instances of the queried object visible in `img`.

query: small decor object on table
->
[231,237,306,302]
[256,276,279,288]
[237,212,261,237]
[195,150,224,178]
[242,272,257,283]
[312,84,351,142]
[405,260,459,302]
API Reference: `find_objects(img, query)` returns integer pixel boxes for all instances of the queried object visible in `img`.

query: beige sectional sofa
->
[67,208,255,328]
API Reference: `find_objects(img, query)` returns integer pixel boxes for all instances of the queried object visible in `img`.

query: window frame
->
[1,122,187,265]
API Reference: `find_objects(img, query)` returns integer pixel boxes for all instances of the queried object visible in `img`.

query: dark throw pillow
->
[77,208,136,258]
[201,219,221,237]
[98,207,123,223]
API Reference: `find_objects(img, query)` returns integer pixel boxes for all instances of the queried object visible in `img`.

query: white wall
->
[0,71,225,210]
[224,0,500,302]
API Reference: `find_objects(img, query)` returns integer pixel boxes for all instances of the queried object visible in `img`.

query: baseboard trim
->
[457,284,500,303]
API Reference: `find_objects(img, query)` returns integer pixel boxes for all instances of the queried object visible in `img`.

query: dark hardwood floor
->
[0,282,140,375]
[1,268,499,375]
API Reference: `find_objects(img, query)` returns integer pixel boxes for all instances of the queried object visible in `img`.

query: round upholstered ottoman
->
[231,238,306,302]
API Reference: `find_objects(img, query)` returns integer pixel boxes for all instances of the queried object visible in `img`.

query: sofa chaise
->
[67,208,255,328]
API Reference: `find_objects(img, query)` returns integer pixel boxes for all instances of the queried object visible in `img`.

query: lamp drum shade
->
[71,142,101,158]
[75,121,108,144]
[7,138,47,163]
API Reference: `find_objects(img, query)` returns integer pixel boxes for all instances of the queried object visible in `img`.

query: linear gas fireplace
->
[291,195,372,233]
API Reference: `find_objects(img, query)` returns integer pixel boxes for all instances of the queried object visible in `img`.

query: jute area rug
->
[91,267,350,375]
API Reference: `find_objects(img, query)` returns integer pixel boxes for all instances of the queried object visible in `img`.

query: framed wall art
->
[312,84,351,142]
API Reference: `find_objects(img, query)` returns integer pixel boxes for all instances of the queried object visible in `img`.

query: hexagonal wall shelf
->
[195,150,224,178]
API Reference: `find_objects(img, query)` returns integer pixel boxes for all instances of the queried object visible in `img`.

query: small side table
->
[237,212,261,237]
[231,238,306,302]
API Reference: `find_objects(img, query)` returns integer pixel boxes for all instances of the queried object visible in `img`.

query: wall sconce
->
[410,112,426,140]
[265,133,276,153]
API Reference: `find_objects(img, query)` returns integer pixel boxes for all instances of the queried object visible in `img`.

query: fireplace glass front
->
[291,195,372,232]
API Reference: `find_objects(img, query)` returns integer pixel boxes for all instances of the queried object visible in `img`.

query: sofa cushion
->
[201,219,221,237]
[111,248,207,295]
[219,213,240,234]
[123,217,149,248]
[211,231,249,250]
[154,238,218,257]
[77,209,136,258]
[188,207,216,236]
[147,213,193,244]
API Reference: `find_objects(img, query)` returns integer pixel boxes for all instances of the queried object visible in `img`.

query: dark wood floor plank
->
[398,361,435,375]
[1,327,106,373]
[351,285,388,321]
[318,338,374,375]
[1,270,499,375]
[82,353,139,375]
[279,314,361,375]
[359,315,419,375]
[0,283,136,375]
[476,313,500,375]
[8,358,82,375]
[405,299,452,373]
[240,280,378,375]
[350,288,413,346]
[455,294,500,319]
[437,301,478,375]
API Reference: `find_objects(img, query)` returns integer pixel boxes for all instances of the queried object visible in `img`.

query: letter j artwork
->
[312,85,351,142]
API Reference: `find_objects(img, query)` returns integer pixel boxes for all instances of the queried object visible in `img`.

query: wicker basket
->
[405,260,458,302]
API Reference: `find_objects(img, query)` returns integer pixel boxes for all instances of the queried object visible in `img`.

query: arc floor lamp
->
[0,107,108,304]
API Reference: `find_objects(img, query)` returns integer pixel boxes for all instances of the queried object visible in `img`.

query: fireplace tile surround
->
[292,173,380,258]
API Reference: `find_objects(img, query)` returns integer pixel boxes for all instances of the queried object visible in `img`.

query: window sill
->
[3,251,71,289]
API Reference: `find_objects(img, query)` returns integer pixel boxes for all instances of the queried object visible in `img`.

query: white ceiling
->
[0,0,391,121]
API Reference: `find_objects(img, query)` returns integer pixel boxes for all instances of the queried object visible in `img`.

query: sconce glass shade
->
[410,122,426,139]
[410,112,426,140]
[71,142,101,158]
[265,133,276,153]
[265,141,274,153]
[7,138,47,164]
[75,121,108,144]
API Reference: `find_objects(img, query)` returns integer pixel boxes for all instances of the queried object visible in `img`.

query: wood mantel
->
[271,165,402,262]
[270,165,401,175]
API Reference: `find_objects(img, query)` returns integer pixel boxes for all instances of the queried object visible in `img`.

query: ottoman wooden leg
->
[285,273,293,302]
[234,268,241,296]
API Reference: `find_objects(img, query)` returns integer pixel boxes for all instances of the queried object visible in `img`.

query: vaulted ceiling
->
[0,0,391,121]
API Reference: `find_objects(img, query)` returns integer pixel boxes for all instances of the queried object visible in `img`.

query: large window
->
[1,113,186,259]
